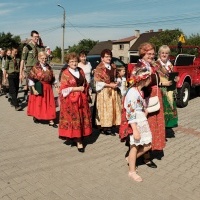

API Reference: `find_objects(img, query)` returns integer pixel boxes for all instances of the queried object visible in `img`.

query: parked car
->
[87,55,127,92]
[87,55,126,70]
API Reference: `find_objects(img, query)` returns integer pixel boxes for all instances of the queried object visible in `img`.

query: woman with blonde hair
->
[27,51,58,127]
[156,45,178,128]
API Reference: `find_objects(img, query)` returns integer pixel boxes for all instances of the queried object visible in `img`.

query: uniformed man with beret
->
[20,30,44,101]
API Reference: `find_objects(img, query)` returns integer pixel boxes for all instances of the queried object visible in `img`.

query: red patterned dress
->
[135,60,166,150]
[59,67,92,139]
[147,76,166,150]
[27,62,56,120]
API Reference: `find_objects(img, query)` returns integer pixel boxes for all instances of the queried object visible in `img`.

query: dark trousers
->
[8,72,19,107]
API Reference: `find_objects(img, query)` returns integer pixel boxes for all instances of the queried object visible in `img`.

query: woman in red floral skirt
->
[58,52,92,153]
[27,51,57,128]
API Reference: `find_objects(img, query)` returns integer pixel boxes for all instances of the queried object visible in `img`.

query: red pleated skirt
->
[59,92,92,139]
[27,82,56,120]
[147,86,166,150]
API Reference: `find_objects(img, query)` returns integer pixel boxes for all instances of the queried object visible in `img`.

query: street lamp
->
[57,4,66,64]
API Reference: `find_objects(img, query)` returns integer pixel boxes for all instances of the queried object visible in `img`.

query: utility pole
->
[57,4,66,64]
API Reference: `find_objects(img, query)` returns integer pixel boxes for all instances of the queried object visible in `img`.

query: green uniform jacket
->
[21,42,44,67]
[5,56,20,74]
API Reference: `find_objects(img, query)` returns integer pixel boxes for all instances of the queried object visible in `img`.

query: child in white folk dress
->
[124,68,152,182]
[116,66,127,97]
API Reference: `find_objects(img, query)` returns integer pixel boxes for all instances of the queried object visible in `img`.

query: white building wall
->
[112,38,138,64]
[112,43,130,64]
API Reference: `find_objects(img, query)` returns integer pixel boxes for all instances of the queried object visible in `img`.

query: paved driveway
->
[0,70,200,200]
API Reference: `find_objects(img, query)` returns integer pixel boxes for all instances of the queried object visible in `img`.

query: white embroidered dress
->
[124,87,152,146]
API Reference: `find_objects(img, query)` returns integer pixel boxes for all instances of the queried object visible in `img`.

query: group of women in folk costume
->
[22,43,178,182]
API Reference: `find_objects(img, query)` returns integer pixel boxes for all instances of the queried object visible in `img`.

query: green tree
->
[68,39,98,54]
[186,33,200,46]
[149,29,183,50]
[0,32,21,49]
[52,46,61,59]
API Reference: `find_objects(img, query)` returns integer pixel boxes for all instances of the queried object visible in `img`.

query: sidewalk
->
[0,75,200,200]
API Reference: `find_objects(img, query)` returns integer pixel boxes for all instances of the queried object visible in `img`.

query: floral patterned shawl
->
[94,62,116,83]
[59,67,88,91]
[28,62,55,83]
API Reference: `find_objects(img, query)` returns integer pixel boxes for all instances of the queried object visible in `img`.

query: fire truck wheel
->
[176,82,190,108]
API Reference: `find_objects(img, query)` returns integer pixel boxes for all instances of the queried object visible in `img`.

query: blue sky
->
[0,0,200,50]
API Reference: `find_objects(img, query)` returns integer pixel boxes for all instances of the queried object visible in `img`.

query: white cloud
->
[0,9,12,15]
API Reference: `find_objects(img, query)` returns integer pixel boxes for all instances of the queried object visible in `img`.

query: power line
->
[65,15,200,28]
[66,19,87,38]
[18,25,61,37]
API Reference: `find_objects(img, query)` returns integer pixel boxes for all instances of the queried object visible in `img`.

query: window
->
[119,44,124,50]
[119,56,124,61]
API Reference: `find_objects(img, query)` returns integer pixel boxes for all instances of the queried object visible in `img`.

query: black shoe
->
[106,130,116,136]
[33,117,39,124]
[59,136,67,140]
[125,139,130,147]
[71,141,77,147]
[77,148,85,153]
[100,129,106,135]
[144,159,157,168]
[15,106,22,111]
[49,123,58,128]
[110,132,116,136]
[18,99,22,104]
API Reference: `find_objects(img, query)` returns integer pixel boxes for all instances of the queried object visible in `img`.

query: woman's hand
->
[174,76,180,82]
[79,86,84,92]
[33,90,39,96]
[162,80,172,86]
[109,82,118,89]
[72,86,84,92]
[32,86,39,95]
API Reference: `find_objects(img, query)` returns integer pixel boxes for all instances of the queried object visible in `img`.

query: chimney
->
[149,29,154,32]
[135,30,140,37]
[158,29,162,32]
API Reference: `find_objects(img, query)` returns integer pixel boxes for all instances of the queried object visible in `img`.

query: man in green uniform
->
[20,30,44,101]
[4,47,22,111]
